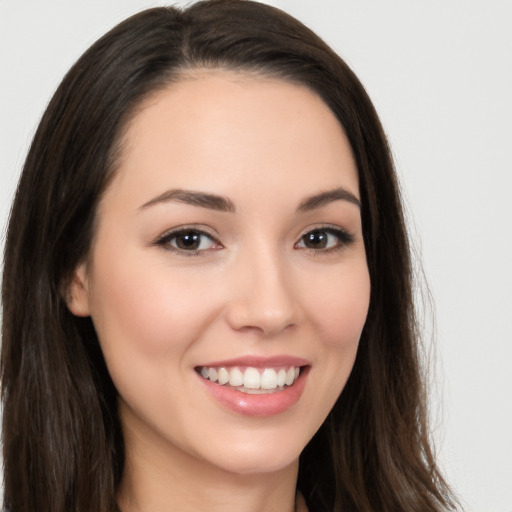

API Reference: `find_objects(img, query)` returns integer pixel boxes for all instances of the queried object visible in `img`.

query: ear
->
[66,263,91,317]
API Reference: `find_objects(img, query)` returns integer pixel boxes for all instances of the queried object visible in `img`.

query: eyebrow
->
[138,186,360,214]
[297,187,361,211]
[138,188,235,212]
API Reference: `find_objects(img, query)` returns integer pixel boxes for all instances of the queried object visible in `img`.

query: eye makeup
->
[152,226,223,257]
[295,225,355,254]
[151,222,354,258]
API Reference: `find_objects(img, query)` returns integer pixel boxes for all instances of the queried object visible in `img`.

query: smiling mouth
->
[196,366,302,394]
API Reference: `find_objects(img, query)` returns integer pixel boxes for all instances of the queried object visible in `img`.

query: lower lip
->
[197,367,309,417]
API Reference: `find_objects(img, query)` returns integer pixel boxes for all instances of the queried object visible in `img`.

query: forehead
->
[106,71,359,209]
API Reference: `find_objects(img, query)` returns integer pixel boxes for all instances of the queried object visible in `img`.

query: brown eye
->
[173,231,204,250]
[302,230,329,249]
[296,228,354,252]
[157,229,219,253]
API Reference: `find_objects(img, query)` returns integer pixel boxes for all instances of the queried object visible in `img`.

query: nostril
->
[226,304,297,336]
[223,262,298,335]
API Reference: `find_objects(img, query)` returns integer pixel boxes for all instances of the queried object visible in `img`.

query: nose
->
[225,246,298,336]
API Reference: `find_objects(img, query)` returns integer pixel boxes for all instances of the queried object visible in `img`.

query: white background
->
[1,1,511,511]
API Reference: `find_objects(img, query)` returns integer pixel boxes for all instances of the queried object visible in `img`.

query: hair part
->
[2,2,457,511]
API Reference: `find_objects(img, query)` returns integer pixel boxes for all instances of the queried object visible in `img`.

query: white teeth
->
[228,368,244,387]
[243,367,261,389]
[208,367,218,382]
[276,369,287,387]
[217,367,229,385]
[260,368,278,390]
[199,365,302,392]
[285,367,295,386]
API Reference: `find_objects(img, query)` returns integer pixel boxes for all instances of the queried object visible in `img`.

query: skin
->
[68,71,370,512]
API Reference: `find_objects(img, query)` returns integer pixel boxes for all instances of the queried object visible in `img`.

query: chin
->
[201,433,306,476]
[212,453,299,476]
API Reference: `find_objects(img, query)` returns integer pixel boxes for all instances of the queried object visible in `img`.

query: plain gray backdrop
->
[1,1,511,511]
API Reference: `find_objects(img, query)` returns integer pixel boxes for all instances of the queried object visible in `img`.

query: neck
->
[117,423,301,512]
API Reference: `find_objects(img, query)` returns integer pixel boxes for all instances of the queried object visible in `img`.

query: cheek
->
[290,260,370,438]
[87,254,218,362]
[305,261,371,350]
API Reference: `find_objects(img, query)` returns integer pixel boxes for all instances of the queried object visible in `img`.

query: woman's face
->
[69,72,370,476]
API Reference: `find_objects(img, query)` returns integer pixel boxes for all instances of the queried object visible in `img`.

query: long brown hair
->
[1,1,457,511]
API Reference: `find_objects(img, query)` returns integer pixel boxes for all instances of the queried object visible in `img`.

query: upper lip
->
[197,355,310,368]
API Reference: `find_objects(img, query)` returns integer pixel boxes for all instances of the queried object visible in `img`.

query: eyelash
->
[153,227,221,257]
[153,225,355,256]
[295,225,355,254]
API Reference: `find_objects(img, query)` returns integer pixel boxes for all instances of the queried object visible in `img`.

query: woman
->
[1,1,457,511]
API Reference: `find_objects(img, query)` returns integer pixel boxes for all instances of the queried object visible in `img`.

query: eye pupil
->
[176,232,200,250]
[304,231,327,248]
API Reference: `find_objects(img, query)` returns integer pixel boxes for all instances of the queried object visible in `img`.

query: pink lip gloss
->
[197,365,309,417]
